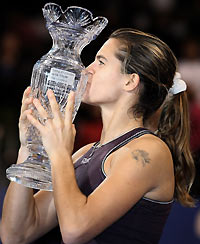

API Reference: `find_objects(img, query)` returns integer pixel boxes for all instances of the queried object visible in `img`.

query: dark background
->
[1,0,200,243]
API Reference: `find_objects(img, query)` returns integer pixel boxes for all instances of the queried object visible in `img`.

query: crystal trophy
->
[6,3,108,191]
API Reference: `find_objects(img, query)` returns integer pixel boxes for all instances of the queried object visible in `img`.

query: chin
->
[82,93,89,104]
[82,91,94,104]
[82,99,98,106]
[81,95,99,106]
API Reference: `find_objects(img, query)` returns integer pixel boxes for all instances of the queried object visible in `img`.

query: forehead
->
[97,38,120,57]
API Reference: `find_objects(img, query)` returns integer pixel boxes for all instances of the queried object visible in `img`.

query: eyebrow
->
[96,54,108,62]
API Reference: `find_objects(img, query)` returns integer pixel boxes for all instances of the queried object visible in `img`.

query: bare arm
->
[1,146,58,244]
[1,88,58,244]
[1,85,96,244]
[1,142,92,244]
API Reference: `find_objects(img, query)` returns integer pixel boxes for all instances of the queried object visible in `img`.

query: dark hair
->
[110,28,195,207]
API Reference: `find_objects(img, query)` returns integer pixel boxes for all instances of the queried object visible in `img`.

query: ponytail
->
[157,92,195,207]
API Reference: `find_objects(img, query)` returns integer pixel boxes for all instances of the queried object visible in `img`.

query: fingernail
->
[47,89,53,96]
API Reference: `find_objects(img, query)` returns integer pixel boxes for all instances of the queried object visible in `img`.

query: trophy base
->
[6,158,53,191]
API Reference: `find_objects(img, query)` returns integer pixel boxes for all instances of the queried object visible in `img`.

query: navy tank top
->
[62,127,173,244]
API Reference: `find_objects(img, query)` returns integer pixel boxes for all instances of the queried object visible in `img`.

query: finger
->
[72,124,76,136]
[64,91,75,124]
[47,89,60,121]
[26,113,44,132]
[19,108,32,122]
[21,86,32,104]
[33,98,49,119]
[20,96,33,115]
[21,87,32,113]
[20,87,33,117]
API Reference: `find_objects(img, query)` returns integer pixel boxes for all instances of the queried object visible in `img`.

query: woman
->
[1,28,195,244]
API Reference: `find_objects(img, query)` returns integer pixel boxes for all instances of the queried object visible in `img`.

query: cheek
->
[82,81,105,104]
[82,68,122,103]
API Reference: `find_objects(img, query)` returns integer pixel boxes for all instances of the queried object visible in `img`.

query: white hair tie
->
[168,72,187,95]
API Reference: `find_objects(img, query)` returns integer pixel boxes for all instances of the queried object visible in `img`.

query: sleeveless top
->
[61,127,173,244]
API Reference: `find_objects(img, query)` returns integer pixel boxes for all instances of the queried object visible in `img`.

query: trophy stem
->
[6,156,53,191]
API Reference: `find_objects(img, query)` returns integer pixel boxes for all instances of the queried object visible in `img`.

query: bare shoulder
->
[131,133,172,161]
[72,143,95,163]
[106,133,174,201]
[113,133,172,167]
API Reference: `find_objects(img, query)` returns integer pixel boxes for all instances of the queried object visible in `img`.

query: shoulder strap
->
[101,129,154,176]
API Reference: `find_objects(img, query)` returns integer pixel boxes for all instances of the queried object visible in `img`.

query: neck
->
[99,104,143,145]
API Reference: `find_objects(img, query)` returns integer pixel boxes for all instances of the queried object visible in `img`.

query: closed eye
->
[96,54,107,65]
[99,59,105,65]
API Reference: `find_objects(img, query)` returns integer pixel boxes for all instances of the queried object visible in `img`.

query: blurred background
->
[1,0,200,243]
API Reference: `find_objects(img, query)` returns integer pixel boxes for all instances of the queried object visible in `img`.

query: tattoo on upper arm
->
[131,149,151,167]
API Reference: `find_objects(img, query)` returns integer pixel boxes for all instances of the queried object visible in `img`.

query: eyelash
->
[98,60,105,65]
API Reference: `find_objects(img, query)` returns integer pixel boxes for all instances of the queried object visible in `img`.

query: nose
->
[85,61,95,75]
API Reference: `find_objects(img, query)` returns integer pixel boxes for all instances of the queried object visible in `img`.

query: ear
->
[123,73,140,92]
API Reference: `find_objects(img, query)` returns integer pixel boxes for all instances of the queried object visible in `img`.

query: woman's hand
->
[19,86,33,147]
[26,90,76,158]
